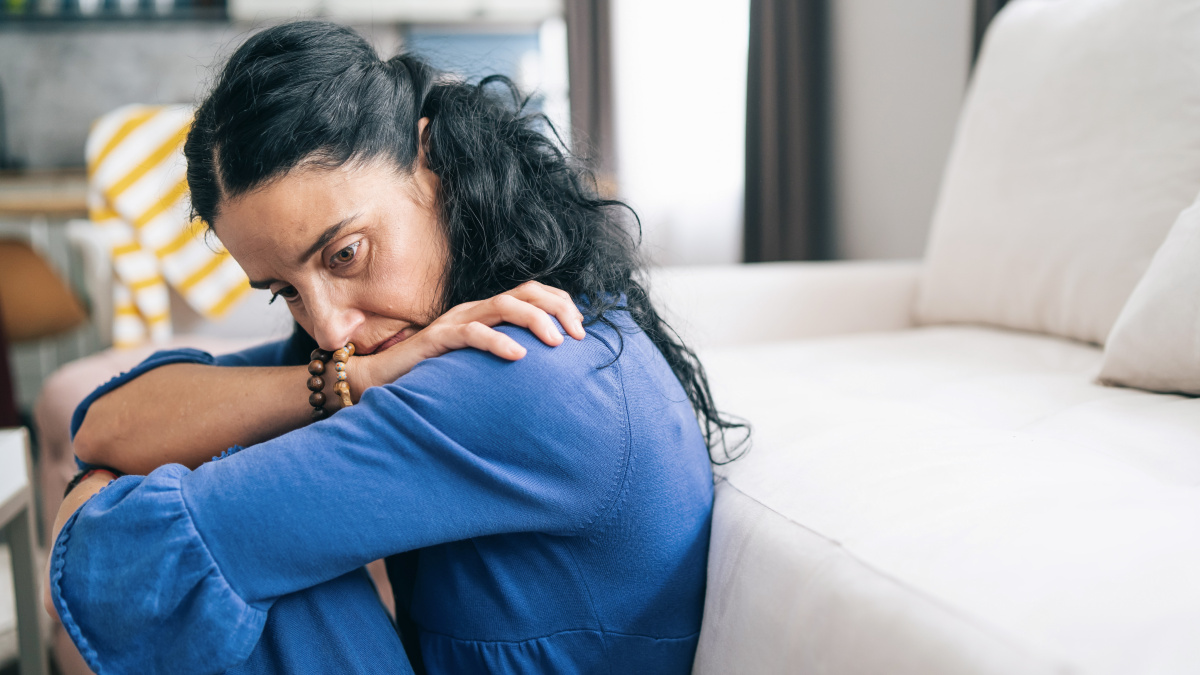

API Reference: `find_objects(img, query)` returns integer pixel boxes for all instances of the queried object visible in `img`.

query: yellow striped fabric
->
[86,104,250,347]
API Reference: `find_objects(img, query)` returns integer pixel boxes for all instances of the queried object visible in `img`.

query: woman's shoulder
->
[399,316,624,399]
[370,314,638,457]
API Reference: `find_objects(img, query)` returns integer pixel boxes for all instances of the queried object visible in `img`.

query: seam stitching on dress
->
[50,496,106,674]
[418,626,701,645]
[574,329,633,537]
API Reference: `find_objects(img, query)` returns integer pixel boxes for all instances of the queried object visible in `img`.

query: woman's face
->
[214,157,447,354]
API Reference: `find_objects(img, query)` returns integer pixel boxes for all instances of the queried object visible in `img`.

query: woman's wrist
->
[345,353,375,404]
[310,348,374,413]
[64,468,121,499]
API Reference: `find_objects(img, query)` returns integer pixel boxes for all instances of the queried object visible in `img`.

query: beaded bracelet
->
[307,343,355,421]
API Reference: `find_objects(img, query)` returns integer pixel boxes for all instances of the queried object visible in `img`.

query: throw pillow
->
[1098,191,1200,396]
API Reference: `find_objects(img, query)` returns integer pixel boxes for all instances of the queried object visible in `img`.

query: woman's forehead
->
[212,161,431,275]
[213,167,364,265]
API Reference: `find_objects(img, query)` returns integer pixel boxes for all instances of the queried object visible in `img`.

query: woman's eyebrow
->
[248,214,362,288]
[298,214,360,264]
[248,277,281,290]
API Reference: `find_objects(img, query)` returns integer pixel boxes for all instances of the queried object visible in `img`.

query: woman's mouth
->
[370,327,416,354]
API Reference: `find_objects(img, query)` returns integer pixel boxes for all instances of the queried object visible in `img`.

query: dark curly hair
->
[184,20,747,463]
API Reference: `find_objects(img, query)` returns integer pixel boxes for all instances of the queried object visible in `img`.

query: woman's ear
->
[413,117,439,205]
[416,117,431,169]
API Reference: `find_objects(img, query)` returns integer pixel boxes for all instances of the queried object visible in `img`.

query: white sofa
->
[653,1,1200,673]
[654,261,1199,674]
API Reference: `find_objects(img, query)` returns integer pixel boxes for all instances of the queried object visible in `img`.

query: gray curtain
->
[564,0,616,189]
[743,0,831,263]
[973,0,1011,65]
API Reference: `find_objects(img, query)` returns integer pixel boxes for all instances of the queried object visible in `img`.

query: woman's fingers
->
[512,279,572,302]
[488,294,564,347]
[505,281,586,340]
[462,321,527,360]
[432,281,585,355]
[371,282,583,382]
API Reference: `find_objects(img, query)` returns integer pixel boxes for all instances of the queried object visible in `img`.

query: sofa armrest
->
[647,260,921,350]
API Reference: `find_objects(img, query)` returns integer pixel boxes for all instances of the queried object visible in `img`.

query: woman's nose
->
[308,301,364,351]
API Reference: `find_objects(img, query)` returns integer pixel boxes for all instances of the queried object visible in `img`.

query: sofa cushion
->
[694,327,1200,674]
[915,0,1200,345]
[1099,189,1200,396]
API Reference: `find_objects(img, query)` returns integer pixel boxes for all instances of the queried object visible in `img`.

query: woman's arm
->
[74,281,586,476]
[73,362,318,475]
[48,319,624,675]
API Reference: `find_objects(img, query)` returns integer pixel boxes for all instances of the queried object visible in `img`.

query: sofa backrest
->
[915,0,1200,346]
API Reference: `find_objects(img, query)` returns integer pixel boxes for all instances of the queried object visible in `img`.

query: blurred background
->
[0,0,974,409]
[0,1,980,670]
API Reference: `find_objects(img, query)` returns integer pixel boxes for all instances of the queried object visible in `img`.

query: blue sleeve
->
[50,324,631,675]
[70,328,311,442]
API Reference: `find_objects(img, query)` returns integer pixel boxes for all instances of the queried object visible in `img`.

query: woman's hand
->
[349,281,585,400]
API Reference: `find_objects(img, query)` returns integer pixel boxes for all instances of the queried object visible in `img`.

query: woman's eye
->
[268,286,299,304]
[331,241,360,267]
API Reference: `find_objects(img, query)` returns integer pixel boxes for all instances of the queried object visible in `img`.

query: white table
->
[0,428,47,675]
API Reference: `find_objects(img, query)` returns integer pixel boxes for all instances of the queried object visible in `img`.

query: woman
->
[45,21,743,675]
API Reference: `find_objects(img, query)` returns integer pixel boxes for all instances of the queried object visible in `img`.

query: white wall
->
[829,0,973,260]
[612,0,750,266]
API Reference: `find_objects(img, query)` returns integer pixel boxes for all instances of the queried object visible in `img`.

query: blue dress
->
[50,310,714,675]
